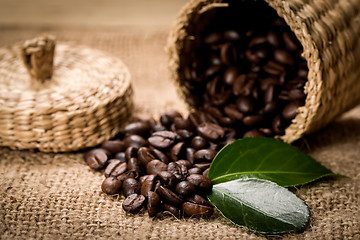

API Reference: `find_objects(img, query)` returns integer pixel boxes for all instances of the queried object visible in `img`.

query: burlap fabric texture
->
[167,0,360,143]
[0,27,359,240]
[0,34,133,152]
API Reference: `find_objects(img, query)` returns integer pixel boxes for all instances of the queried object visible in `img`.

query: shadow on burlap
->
[0,27,359,240]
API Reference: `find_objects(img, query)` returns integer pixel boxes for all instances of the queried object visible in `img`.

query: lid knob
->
[20,34,56,83]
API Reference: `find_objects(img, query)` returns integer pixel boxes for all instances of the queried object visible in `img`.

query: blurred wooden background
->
[0,0,188,28]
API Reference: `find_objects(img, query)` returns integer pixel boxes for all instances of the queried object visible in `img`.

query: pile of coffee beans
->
[182,10,308,138]
[84,109,244,218]
[85,2,309,220]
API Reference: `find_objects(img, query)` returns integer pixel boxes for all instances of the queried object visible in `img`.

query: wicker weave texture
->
[0,43,133,152]
[167,0,360,143]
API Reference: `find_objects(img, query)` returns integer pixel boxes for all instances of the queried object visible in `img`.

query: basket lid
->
[0,34,133,152]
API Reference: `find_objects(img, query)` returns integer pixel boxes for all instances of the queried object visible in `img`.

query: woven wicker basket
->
[0,35,133,152]
[167,0,360,143]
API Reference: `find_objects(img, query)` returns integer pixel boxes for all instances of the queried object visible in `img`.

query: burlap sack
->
[0,35,133,152]
[167,0,360,143]
[0,27,359,240]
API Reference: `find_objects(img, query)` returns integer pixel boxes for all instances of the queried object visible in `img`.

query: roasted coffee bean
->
[174,117,191,130]
[146,160,168,175]
[188,167,203,175]
[124,135,148,149]
[204,32,222,45]
[202,168,209,177]
[236,96,255,114]
[137,147,155,166]
[272,115,285,135]
[157,171,177,188]
[168,162,188,181]
[84,148,109,170]
[160,110,182,127]
[147,191,161,217]
[186,194,210,206]
[141,174,156,197]
[223,66,239,85]
[187,174,212,192]
[170,142,185,161]
[148,131,179,149]
[259,128,273,136]
[176,160,192,169]
[193,162,211,170]
[175,181,195,196]
[157,185,183,205]
[282,101,302,120]
[191,136,208,150]
[197,122,225,141]
[185,147,196,164]
[224,105,244,120]
[122,178,141,197]
[113,152,126,162]
[194,149,217,162]
[122,194,145,214]
[243,129,265,138]
[101,177,122,195]
[288,88,305,101]
[104,160,127,178]
[125,146,138,161]
[152,148,170,164]
[123,121,151,137]
[101,140,125,154]
[283,31,299,51]
[274,49,294,65]
[176,129,194,141]
[242,115,264,127]
[163,203,182,218]
[127,157,142,177]
[139,175,152,186]
[182,202,213,218]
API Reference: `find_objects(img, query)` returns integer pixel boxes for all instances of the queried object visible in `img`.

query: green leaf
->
[207,178,310,234]
[208,137,337,187]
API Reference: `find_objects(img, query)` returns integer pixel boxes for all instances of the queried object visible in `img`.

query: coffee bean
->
[187,174,212,192]
[224,105,244,120]
[163,203,182,218]
[243,129,265,138]
[176,129,194,141]
[125,146,138,161]
[223,66,239,85]
[146,160,168,175]
[147,191,161,217]
[152,148,170,164]
[242,115,264,127]
[127,157,142,178]
[204,32,222,45]
[224,29,241,41]
[113,152,126,162]
[168,162,188,181]
[186,194,211,206]
[232,74,247,96]
[182,202,213,218]
[175,160,191,169]
[193,162,211,170]
[101,140,125,154]
[175,181,195,196]
[139,175,152,186]
[157,171,177,188]
[84,148,109,170]
[170,142,185,161]
[197,122,225,141]
[272,115,285,135]
[123,121,151,137]
[157,185,183,205]
[101,177,122,195]
[191,136,208,150]
[122,178,141,197]
[188,167,203,175]
[267,30,280,47]
[282,101,302,120]
[185,147,196,165]
[137,147,155,166]
[263,60,286,75]
[283,31,299,51]
[124,135,148,149]
[104,160,127,178]
[122,194,145,214]
[148,131,179,149]
[194,149,217,162]
[141,174,156,197]
[236,96,255,114]
[202,168,209,177]
[288,88,305,101]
